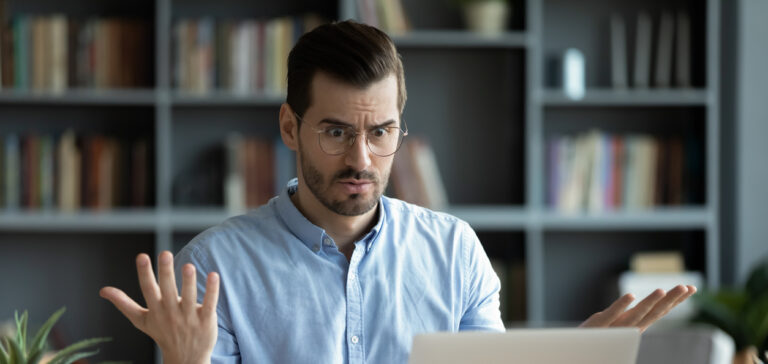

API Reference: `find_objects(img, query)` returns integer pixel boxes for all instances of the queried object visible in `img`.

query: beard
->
[298,141,389,216]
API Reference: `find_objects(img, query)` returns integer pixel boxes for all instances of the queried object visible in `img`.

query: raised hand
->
[99,251,219,364]
[580,284,696,332]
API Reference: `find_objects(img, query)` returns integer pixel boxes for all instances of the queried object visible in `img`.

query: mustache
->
[333,168,378,183]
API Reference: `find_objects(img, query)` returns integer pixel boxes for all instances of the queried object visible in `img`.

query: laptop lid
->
[408,327,641,364]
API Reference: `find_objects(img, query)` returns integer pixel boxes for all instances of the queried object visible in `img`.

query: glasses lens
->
[317,126,405,156]
[368,128,404,156]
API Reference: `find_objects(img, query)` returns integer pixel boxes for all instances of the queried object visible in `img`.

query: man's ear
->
[279,103,299,152]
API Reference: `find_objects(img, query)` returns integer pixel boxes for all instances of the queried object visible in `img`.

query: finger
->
[136,253,161,307]
[100,286,148,329]
[157,251,179,309]
[201,272,220,319]
[635,285,689,330]
[181,263,198,316]
[658,285,697,318]
[581,293,635,327]
[614,289,666,327]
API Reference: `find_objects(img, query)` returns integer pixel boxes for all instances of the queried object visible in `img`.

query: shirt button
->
[312,245,320,253]
[323,237,333,246]
[351,335,359,344]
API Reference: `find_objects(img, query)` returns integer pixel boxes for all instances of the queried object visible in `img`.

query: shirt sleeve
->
[457,222,506,332]
[175,241,242,363]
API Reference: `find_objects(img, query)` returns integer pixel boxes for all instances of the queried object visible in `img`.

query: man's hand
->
[99,251,219,364]
[580,284,696,332]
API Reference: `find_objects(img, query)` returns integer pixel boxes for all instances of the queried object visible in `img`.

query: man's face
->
[296,72,400,216]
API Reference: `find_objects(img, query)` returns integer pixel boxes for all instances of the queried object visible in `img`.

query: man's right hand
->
[99,251,219,364]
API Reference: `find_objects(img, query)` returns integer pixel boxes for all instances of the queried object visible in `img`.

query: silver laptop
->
[409,327,641,364]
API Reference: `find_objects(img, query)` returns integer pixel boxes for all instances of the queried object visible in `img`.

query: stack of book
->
[224,133,295,213]
[0,131,151,211]
[173,14,326,95]
[390,138,448,211]
[610,11,691,88]
[353,0,410,34]
[546,130,703,213]
[0,16,151,91]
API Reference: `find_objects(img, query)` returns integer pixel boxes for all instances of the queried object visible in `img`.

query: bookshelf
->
[0,0,720,361]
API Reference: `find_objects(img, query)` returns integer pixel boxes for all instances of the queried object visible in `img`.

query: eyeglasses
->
[295,113,408,157]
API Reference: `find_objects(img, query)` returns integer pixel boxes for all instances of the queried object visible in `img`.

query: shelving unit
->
[0,0,720,361]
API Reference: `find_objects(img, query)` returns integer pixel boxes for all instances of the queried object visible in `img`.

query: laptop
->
[408,327,641,364]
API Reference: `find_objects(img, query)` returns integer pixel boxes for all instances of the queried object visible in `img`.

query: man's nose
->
[344,134,373,171]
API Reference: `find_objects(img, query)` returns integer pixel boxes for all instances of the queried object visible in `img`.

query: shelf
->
[391,30,529,48]
[539,208,711,230]
[540,89,710,107]
[168,208,234,231]
[445,205,529,230]
[171,91,286,107]
[0,89,157,105]
[0,209,159,232]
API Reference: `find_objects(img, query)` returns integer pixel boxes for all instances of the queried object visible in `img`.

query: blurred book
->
[610,13,628,89]
[1,130,151,211]
[224,133,284,214]
[675,12,691,87]
[173,14,327,95]
[2,15,150,91]
[391,138,448,211]
[633,12,652,88]
[654,11,674,87]
[630,251,685,273]
[354,0,409,34]
[546,130,702,212]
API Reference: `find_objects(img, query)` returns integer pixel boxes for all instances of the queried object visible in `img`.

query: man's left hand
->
[580,284,696,332]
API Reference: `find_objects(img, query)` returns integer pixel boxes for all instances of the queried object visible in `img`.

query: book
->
[57,130,81,211]
[654,11,674,87]
[4,134,20,209]
[610,13,628,89]
[632,12,652,88]
[675,12,691,87]
[224,133,245,214]
[390,138,448,211]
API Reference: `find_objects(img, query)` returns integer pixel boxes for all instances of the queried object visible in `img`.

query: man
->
[100,21,696,363]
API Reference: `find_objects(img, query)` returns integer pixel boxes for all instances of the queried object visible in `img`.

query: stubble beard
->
[299,142,389,216]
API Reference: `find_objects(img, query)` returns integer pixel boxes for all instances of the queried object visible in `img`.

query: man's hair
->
[286,20,407,122]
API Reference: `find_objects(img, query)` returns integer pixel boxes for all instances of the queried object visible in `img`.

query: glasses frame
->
[294,112,408,157]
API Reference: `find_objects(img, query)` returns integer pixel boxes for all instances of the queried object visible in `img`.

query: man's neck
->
[290,182,379,253]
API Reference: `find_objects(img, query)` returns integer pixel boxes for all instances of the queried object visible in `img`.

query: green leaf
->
[46,337,111,364]
[7,337,25,364]
[745,295,768,348]
[747,260,768,300]
[0,338,10,364]
[30,307,66,355]
[14,310,29,354]
[692,292,751,350]
[58,348,101,364]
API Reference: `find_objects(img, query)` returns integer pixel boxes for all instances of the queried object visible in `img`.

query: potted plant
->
[452,0,511,35]
[0,307,111,364]
[692,259,768,364]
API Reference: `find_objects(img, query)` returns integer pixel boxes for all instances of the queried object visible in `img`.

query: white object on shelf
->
[563,48,585,100]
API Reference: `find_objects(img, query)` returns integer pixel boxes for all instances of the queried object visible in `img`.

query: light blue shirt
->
[175,178,504,363]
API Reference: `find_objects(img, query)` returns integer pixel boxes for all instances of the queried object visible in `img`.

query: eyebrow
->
[319,118,398,129]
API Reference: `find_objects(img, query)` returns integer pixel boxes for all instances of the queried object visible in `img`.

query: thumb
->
[100,286,148,330]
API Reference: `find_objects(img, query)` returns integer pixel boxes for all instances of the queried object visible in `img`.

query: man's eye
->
[327,128,346,138]
[371,128,388,137]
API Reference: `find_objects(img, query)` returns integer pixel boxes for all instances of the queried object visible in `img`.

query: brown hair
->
[286,20,407,122]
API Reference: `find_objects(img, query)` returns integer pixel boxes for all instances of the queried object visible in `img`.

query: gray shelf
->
[391,30,529,48]
[0,210,159,231]
[539,89,710,107]
[171,91,286,107]
[539,208,712,230]
[168,208,232,231]
[446,205,529,230]
[0,89,157,105]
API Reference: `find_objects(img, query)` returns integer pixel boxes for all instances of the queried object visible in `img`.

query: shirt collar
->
[275,178,385,254]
